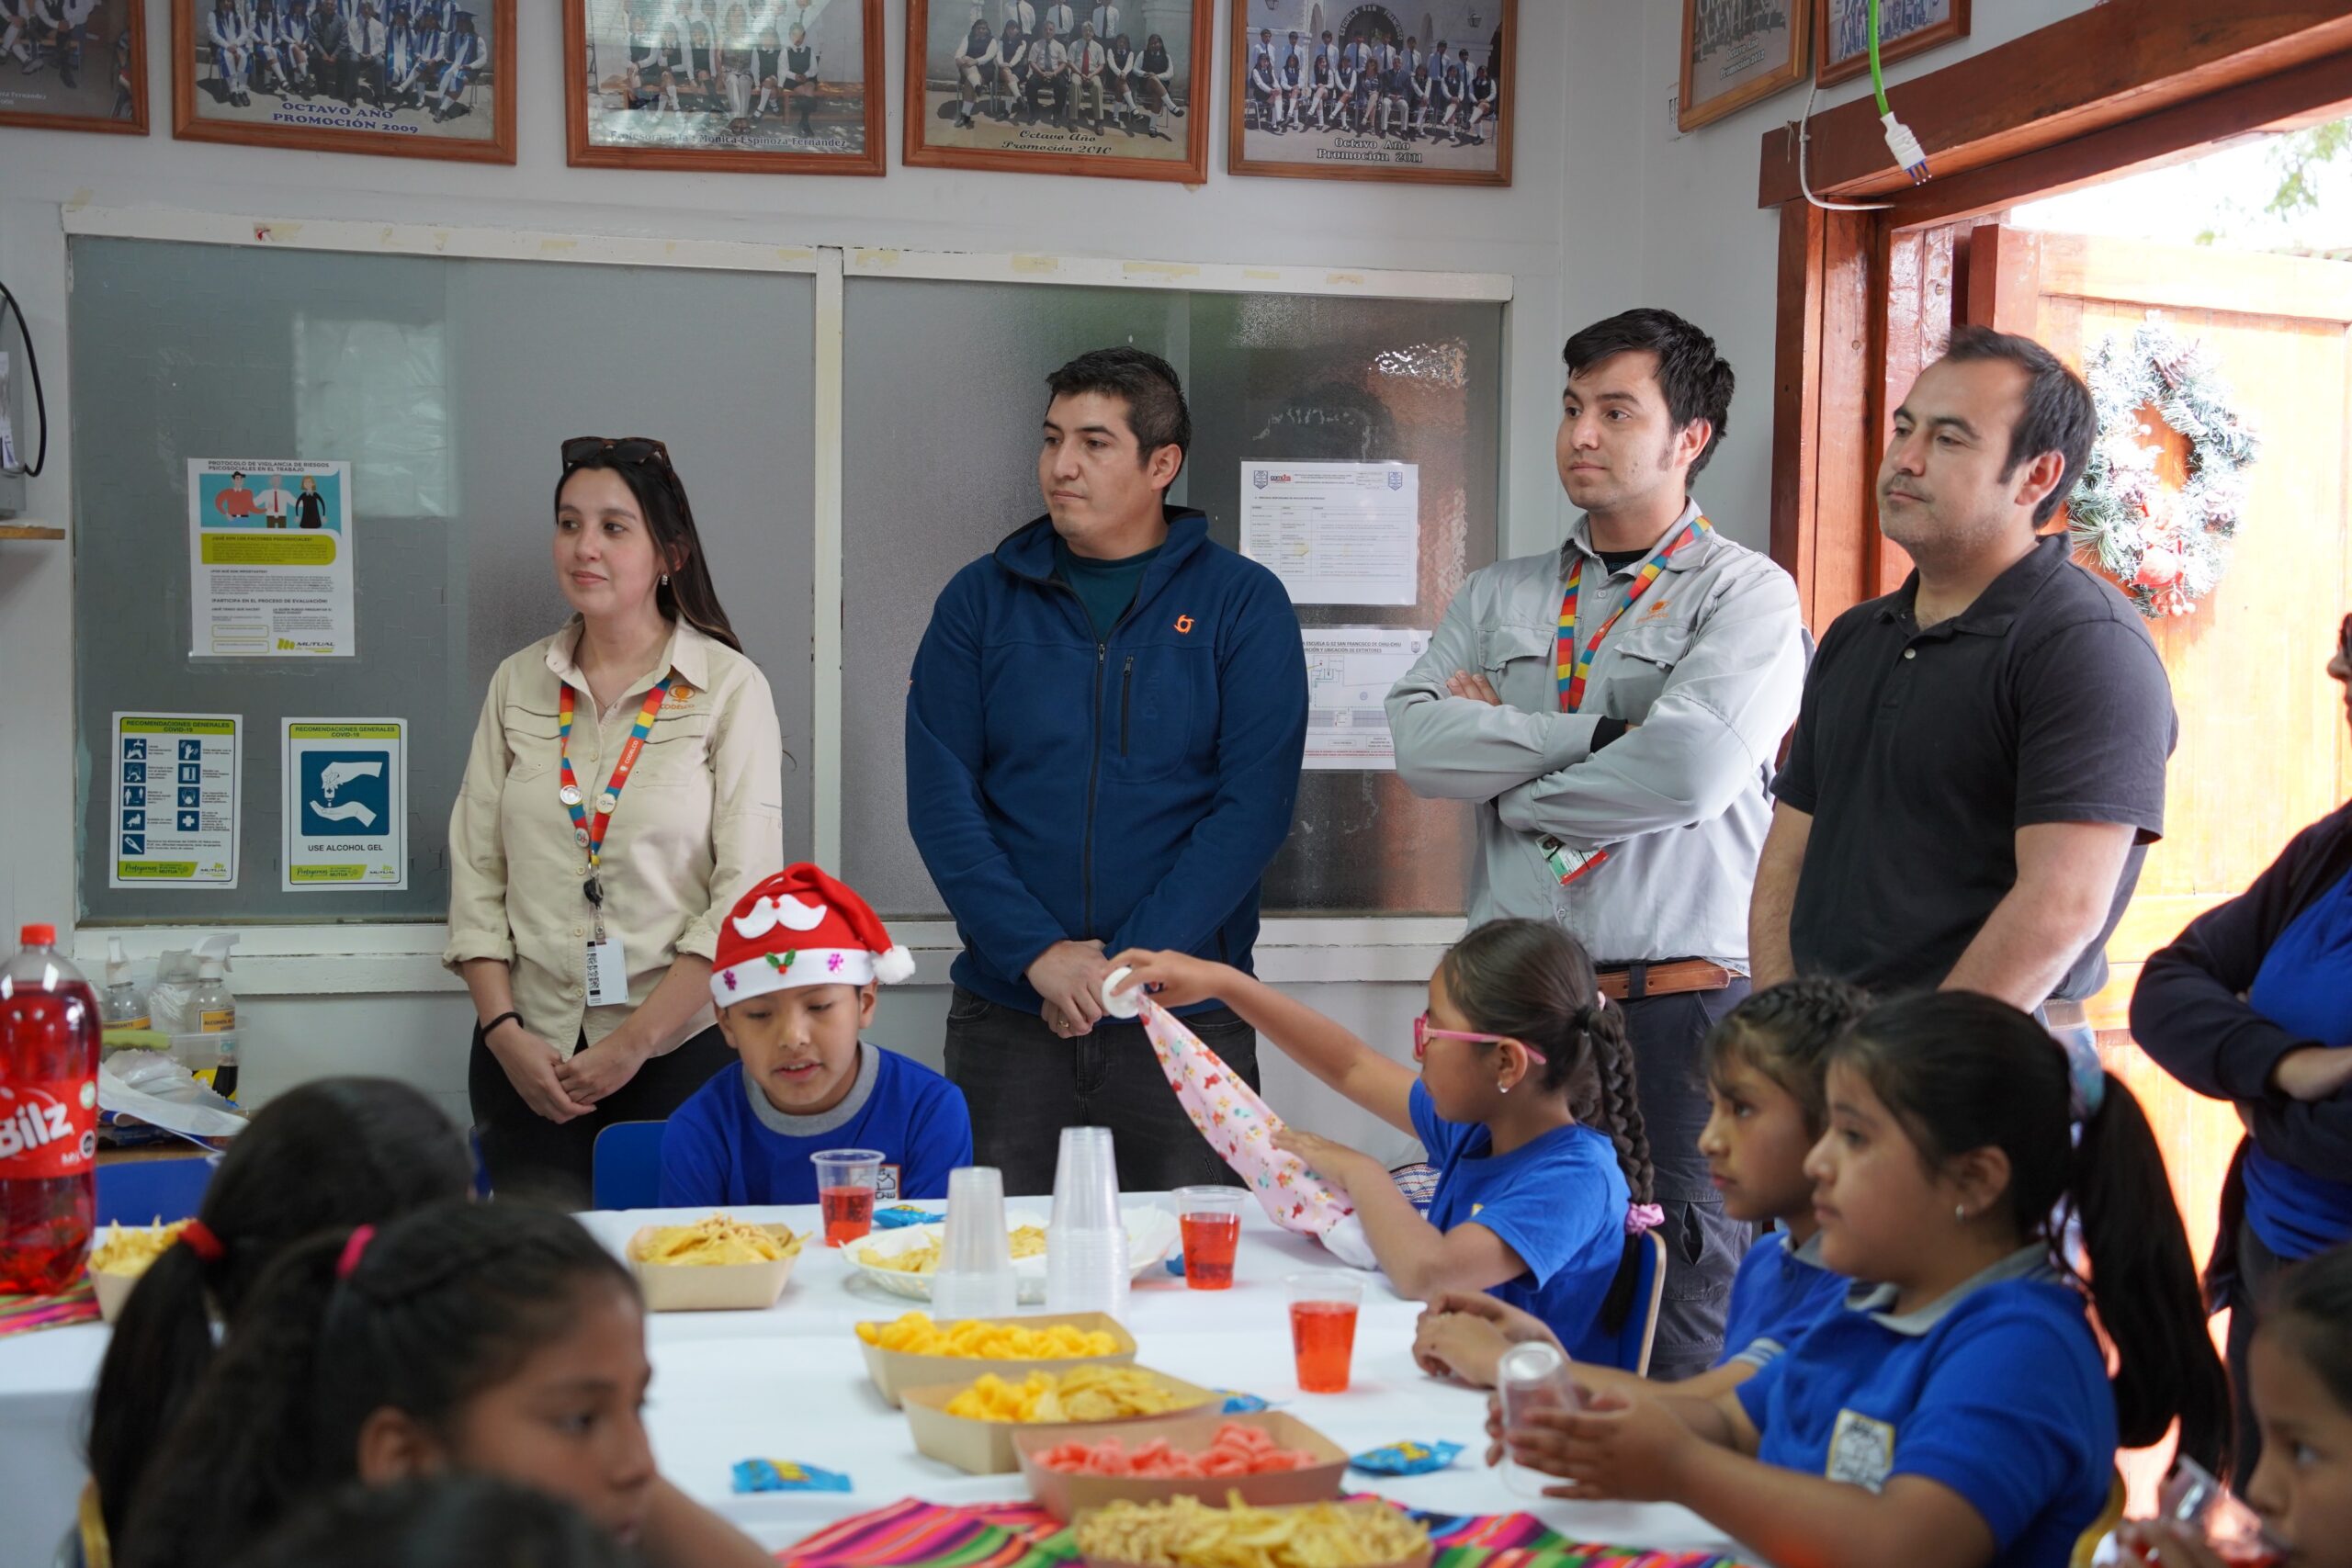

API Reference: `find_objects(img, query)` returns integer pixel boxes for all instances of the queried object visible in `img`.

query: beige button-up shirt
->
[444,618,786,1059]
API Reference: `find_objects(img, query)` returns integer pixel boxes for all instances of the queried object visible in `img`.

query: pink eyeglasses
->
[1412,1014,1547,1065]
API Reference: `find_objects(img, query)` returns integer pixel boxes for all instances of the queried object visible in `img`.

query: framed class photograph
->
[1815,0,1967,87]
[906,0,1211,183]
[1678,0,1806,133]
[1227,0,1513,186]
[0,0,146,135]
[567,0,885,174]
[173,0,516,163]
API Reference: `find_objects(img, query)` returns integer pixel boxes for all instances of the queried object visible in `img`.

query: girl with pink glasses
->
[1113,918,1656,1355]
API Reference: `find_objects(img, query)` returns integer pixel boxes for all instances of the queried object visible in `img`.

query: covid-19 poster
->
[187,458,356,658]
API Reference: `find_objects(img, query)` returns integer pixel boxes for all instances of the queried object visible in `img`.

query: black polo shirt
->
[1776,535,2176,1001]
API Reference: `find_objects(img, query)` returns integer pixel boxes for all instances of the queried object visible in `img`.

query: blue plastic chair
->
[95,1156,218,1226]
[591,1121,666,1210]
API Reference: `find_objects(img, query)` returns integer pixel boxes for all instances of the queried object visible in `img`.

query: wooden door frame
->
[1765,0,2352,626]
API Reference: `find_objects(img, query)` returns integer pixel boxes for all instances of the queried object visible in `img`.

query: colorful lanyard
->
[557,674,674,899]
[1555,516,1710,712]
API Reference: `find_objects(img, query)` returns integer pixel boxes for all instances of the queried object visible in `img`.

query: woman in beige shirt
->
[446,437,785,1201]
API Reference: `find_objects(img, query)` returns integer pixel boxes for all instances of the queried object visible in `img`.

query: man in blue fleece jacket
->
[906,347,1309,1195]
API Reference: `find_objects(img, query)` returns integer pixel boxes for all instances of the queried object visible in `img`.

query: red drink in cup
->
[811,1149,884,1247]
[1285,1271,1363,1393]
[1174,1185,1243,1291]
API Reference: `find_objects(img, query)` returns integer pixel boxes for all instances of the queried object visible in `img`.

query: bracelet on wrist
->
[481,1010,524,1042]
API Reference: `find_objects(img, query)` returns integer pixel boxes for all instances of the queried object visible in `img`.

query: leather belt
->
[1597,959,1735,1002]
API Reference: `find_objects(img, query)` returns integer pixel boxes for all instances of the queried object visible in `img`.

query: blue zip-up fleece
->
[906,506,1309,1012]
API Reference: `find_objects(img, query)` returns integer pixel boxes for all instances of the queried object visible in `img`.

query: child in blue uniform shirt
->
[661,864,972,1207]
[1503,992,2231,1568]
[1114,919,1657,1355]
[1414,977,1865,1392]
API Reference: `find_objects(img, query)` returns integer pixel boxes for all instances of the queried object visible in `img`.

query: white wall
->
[0,0,2109,1153]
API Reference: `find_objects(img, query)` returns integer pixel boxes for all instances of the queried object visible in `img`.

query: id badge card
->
[1540,835,1609,887]
[584,934,629,1007]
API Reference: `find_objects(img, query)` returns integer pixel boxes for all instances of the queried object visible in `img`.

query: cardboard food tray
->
[1014,1409,1348,1521]
[1073,1497,1433,1568]
[628,1224,803,1312]
[92,1267,142,1323]
[900,1367,1218,1476]
[859,1311,1138,1408]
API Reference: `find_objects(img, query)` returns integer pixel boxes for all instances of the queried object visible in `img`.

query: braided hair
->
[1434,918,1653,1203]
[117,1202,635,1568]
[1702,976,1871,1138]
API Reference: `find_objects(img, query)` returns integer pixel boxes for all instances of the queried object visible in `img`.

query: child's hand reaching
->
[1414,1291,1563,1386]
[1103,949,1234,1010]
[1269,1126,1381,1197]
[1505,1389,1695,1503]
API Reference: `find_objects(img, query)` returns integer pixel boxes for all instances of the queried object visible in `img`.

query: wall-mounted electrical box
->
[0,350,24,517]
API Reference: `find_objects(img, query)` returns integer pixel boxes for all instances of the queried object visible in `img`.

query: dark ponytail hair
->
[1703,976,1871,1138]
[242,1474,642,1568]
[87,1078,472,1544]
[2265,1243,2352,1417]
[554,449,741,652]
[1830,991,2230,1470]
[117,1202,637,1568]
[1435,918,1653,1205]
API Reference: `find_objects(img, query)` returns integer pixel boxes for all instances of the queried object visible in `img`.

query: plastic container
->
[933,1165,1021,1321]
[1496,1341,1582,1496]
[99,938,151,1050]
[0,925,102,1296]
[1046,1127,1129,1321]
[1285,1271,1363,1393]
[813,1148,884,1247]
[1173,1186,1243,1291]
[187,936,239,1103]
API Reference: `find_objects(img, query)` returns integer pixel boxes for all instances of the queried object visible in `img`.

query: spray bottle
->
[187,935,241,1102]
[99,938,151,1052]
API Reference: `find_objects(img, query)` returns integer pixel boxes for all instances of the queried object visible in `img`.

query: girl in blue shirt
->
[1114,919,1655,1353]
[1416,976,1864,1394]
[1508,991,2228,1568]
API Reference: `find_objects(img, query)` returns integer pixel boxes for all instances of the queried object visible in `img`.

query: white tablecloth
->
[0,1200,1741,1567]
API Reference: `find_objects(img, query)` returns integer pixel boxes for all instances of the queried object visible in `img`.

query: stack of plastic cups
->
[1044,1126,1130,1322]
[930,1165,1020,1322]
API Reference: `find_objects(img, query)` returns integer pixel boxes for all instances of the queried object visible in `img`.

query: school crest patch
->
[1826,1409,1896,1493]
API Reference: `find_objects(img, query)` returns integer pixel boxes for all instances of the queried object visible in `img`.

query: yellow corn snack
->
[856,1224,1049,1276]
[89,1219,191,1277]
[854,1311,1119,1359]
[636,1214,805,1267]
[1073,1495,1430,1568]
[943,1365,1194,1423]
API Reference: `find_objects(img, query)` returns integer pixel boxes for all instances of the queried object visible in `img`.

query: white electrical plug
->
[1882,112,1930,184]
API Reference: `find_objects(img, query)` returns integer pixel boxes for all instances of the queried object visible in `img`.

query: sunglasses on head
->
[561,435,674,473]
[1412,1013,1546,1066]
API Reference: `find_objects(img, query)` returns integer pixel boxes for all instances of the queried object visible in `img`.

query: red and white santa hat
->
[709,863,915,1007]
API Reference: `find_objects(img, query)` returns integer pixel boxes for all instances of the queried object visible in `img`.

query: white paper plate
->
[847,1206,1179,1303]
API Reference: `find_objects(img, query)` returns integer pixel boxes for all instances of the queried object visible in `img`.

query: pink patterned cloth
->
[1137,997,1377,1267]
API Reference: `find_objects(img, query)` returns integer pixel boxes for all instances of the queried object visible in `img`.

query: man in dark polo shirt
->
[1750,327,2175,1035]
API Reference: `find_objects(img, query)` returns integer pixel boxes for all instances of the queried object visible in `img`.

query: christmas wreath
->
[2067,320,2260,619]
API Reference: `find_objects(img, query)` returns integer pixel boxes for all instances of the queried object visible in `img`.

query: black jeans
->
[944,986,1258,1197]
[1619,978,1755,1382]
[468,1022,735,1208]
[2226,1217,2287,1488]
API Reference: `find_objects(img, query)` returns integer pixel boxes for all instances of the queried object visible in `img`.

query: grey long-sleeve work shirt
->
[1386,501,1805,970]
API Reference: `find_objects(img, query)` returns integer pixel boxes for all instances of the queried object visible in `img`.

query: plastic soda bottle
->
[0,925,101,1295]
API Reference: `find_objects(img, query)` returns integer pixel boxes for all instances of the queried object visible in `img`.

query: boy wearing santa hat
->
[660,863,974,1206]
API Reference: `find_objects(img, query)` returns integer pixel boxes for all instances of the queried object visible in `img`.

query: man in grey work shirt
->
[1388,309,1806,1377]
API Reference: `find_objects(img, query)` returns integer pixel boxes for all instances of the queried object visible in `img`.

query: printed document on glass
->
[1303,627,1430,771]
[1239,460,1419,606]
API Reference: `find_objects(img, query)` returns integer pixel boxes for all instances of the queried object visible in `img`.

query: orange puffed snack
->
[1036,1422,1319,1478]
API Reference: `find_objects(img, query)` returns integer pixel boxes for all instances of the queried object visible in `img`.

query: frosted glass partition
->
[842,278,1503,919]
[72,237,816,920]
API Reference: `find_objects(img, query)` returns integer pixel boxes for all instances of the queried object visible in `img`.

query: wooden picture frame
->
[905,0,1211,184]
[0,0,147,136]
[1227,1,1514,187]
[173,0,516,164]
[1679,0,1808,133]
[1815,0,1968,87]
[566,0,885,175]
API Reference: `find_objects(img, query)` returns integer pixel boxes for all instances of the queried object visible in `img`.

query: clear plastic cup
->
[1285,1271,1363,1393]
[1497,1341,1583,1495]
[1048,1126,1122,1232]
[811,1148,884,1247]
[933,1165,1019,1320]
[1173,1186,1244,1291]
[2157,1458,2289,1567]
